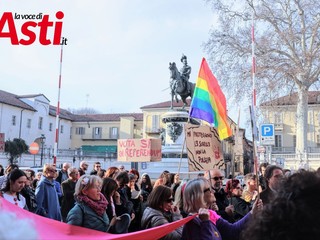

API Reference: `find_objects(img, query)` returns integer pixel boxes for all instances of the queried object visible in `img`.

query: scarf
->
[78,193,108,217]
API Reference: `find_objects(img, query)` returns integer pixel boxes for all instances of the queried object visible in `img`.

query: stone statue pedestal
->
[161,109,199,154]
[134,110,201,180]
[161,110,189,146]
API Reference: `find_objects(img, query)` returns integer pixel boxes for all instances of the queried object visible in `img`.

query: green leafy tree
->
[4,138,29,164]
[204,0,320,153]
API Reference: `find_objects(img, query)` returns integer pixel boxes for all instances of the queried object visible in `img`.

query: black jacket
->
[214,188,235,223]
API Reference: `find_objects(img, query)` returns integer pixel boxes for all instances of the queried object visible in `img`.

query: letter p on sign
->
[260,124,275,145]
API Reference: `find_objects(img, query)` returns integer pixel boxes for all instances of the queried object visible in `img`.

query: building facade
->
[259,91,320,170]
[0,89,252,175]
[141,100,253,176]
[0,90,72,151]
[0,89,143,166]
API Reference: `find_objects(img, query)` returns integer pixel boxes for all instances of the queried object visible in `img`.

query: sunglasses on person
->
[203,188,211,193]
[211,176,223,181]
[47,169,57,173]
[166,198,174,203]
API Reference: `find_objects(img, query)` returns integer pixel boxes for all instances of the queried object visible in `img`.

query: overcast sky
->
[1,0,246,126]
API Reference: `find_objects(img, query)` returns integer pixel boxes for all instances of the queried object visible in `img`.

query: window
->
[293,135,296,149]
[317,135,320,147]
[152,115,160,131]
[93,127,102,139]
[38,117,43,130]
[75,127,85,135]
[27,119,31,128]
[60,125,64,133]
[275,135,282,148]
[110,127,118,139]
[49,123,53,131]
[12,115,16,126]
[274,113,282,123]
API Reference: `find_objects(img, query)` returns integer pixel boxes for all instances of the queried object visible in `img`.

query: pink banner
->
[0,198,195,240]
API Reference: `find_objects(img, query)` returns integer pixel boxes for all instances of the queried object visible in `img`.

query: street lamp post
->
[40,134,46,166]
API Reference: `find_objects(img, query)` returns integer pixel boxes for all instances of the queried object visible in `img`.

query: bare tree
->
[204,0,320,153]
[67,107,101,115]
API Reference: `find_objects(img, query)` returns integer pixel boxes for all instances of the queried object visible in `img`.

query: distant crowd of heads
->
[0,161,320,239]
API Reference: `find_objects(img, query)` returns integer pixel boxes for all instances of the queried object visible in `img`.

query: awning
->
[81,145,117,153]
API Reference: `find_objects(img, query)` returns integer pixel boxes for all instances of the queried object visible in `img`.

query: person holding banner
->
[182,178,263,240]
[141,185,183,240]
[67,175,116,232]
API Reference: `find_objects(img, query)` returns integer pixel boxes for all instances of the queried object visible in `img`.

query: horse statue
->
[169,62,194,109]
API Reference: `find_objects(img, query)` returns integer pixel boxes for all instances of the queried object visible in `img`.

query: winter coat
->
[35,177,61,221]
[229,196,251,221]
[56,170,68,184]
[53,180,63,198]
[182,217,222,240]
[260,187,276,205]
[141,207,183,240]
[214,188,235,223]
[67,201,110,232]
[21,186,37,212]
[61,179,76,221]
[216,212,251,240]
[182,211,251,240]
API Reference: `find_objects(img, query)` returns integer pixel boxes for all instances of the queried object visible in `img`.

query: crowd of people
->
[1,161,320,239]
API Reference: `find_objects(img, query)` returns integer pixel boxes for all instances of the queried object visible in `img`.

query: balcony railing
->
[145,128,161,133]
[269,146,320,153]
[81,134,118,140]
[271,147,295,153]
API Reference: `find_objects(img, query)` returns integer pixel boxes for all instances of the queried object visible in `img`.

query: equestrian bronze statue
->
[169,55,195,109]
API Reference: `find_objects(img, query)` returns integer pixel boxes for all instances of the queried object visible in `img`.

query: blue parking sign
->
[260,124,275,145]
[261,124,274,137]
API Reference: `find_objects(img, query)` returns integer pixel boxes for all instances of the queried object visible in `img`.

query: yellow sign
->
[185,124,224,171]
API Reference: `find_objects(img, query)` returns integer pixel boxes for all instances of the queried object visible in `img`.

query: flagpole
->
[252,9,256,108]
[177,137,186,175]
[53,43,63,166]
[250,6,260,193]
[177,114,191,175]
[231,108,241,179]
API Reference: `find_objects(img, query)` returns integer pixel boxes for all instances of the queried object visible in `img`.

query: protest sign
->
[117,138,161,162]
[185,124,224,171]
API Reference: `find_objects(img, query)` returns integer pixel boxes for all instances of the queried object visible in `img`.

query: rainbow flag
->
[189,58,232,140]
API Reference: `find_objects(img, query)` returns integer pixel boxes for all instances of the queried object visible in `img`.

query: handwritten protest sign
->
[117,139,162,162]
[185,124,224,171]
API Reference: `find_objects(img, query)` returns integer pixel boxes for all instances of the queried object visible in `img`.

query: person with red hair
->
[225,179,251,221]
[104,166,120,179]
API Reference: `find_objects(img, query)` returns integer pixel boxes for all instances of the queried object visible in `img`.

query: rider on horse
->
[180,54,192,94]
